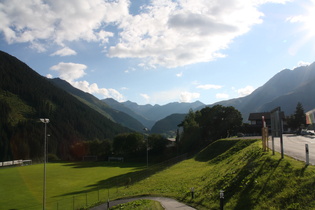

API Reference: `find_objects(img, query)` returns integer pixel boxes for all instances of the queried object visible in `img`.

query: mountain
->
[103,99,204,129]
[212,62,315,121]
[50,78,146,132]
[143,63,315,135]
[0,50,130,161]
[150,114,186,136]
[103,63,315,134]
[103,98,155,129]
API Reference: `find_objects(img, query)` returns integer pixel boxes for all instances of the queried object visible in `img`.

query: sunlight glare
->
[287,0,315,54]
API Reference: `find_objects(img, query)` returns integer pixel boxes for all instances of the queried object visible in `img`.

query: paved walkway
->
[90,196,196,210]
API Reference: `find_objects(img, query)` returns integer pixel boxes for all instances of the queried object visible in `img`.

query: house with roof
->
[248,112,272,127]
[247,112,286,135]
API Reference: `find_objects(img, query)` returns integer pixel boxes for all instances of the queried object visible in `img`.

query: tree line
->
[178,105,243,153]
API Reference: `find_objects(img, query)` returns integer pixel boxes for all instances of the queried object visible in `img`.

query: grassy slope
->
[119,139,315,209]
[1,138,315,210]
[0,89,36,125]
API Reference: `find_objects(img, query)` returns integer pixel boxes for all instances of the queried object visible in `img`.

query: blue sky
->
[1,0,315,105]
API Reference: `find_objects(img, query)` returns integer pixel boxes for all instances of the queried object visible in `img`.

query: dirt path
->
[90,196,196,210]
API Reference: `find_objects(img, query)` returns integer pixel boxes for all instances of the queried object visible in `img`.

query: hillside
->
[106,138,315,209]
[50,78,146,132]
[150,113,185,136]
[0,51,130,161]
[212,62,315,120]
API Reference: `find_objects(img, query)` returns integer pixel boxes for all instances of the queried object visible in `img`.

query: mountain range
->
[102,62,315,134]
[2,49,315,140]
[212,63,315,120]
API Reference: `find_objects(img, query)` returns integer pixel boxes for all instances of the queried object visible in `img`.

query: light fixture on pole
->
[47,134,50,163]
[40,118,49,210]
[143,128,149,168]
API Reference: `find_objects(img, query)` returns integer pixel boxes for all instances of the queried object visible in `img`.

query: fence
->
[20,153,188,210]
[0,159,32,167]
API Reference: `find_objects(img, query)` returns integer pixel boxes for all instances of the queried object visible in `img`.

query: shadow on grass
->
[231,157,282,209]
[195,139,257,163]
[55,155,188,197]
[224,150,313,209]
[59,161,144,169]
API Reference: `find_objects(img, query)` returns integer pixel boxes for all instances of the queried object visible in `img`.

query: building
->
[247,112,286,135]
[248,112,272,127]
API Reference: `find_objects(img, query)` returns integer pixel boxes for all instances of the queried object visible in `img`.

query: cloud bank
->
[50,62,124,101]
[0,0,291,68]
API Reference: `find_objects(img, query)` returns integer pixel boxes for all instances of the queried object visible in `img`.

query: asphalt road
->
[268,134,315,165]
[90,196,196,210]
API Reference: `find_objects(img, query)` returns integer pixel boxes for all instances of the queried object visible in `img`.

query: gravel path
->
[90,196,196,210]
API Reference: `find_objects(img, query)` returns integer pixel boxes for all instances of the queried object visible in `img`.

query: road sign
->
[270,107,284,158]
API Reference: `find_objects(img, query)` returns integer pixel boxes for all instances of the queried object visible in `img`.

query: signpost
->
[270,107,284,158]
[306,144,309,165]
[220,190,224,210]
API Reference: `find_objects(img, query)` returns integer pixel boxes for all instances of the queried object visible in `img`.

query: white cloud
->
[237,85,255,97]
[50,62,124,101]
[216,93,229,99]
[142,89,200,104]
[50,62,87,81]
[124,67,136,73]
[72,81,125,102]
[51,47,77,56]
[140,93,150,101]
[196,84,222,90]
[0,0,291,66]
[0,0,126,50]
[46,74,53,79]
[176,72,183,77]
[180,91,200,103]
[108,0,289,68]
[297,61,310,67]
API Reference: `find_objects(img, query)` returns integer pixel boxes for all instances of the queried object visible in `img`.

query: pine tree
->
[290,102,306,132]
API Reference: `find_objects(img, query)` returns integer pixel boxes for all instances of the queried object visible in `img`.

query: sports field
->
[0,162,143,210]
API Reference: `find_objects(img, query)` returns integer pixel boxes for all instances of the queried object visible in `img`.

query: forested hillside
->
[50,78,146,132]
[0,51,130,161]
[150,114,185,136]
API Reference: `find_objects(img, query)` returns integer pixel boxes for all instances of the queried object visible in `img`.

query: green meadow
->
[0,162,144,210]
[2,138,315,210]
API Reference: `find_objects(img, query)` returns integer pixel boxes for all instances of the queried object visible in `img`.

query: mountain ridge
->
[0,50,131,161]
[50,78,146,132]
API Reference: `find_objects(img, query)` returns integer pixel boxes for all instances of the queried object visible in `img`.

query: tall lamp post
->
[47,134,50,163]
[143,128,149,167]
[40,118,49,210]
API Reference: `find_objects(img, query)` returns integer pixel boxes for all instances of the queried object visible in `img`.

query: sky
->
[1,0,315,105]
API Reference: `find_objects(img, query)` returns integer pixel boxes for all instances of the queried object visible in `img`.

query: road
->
[90,196,196,210]
[268,134,315,165]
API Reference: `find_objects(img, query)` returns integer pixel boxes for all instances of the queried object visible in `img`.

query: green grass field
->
[2,138,315,210]
[0,162,144,210]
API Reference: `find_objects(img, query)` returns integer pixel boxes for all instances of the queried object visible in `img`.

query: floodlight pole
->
[40,118,49,210]
[47,134,50,163]
[144,128,149,168]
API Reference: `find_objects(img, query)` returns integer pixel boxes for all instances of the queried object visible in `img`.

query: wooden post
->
[262,127,268,151]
